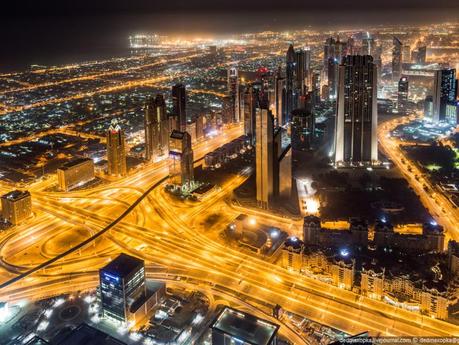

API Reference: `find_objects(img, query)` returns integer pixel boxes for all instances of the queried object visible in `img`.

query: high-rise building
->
[57,158,95,191]
[402,45,411,63]
[256,107,274,209]
[392,37,403,81]
[274,69,285,126]
[432,69,457,123]
[99,253,146,323]
[323,37,336,68]
[291,108,315,151]
[172,83,187,132]
[169,130,194,186]
[335,55,378,165]
[327,57,339,100]
[227,66,240,123]
[370,43,381,81]
[424,95,434,120]
[295,49,309,95]
[397,77,409,114]
[416,46,427,65]
[196,114,205,140]
[107,120,127,177]
[285,44,296,122]
[362,34,375,56]
[211,307,279,345]
[278,144,292,199]
[1,190,32,225]
[243,85,258,142]
[145,94,169,161]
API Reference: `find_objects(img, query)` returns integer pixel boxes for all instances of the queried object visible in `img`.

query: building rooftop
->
[170,130,186,140]
[101,253,144,279]
[59,157,93,170]
[1,190,30,201]
[53,323,127,345]
[211,307,279,345]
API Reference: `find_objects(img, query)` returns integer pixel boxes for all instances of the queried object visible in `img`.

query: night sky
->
[1,0,458,71]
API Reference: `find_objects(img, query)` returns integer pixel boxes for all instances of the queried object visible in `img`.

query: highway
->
[378,115,459,242]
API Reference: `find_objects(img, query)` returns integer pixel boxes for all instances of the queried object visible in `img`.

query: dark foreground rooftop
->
[211,307,279,345]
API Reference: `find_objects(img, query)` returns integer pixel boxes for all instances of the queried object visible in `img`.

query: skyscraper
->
[243,85,256,139]
[362,34,374,56]
[327,57,339,100]
[172,83,187,132]
[324,37,336,68]
[107,120,127,177]
[335,55,378,165]
[274,68,285,126]
[256,106,274,209]
[432,69,457,123]
[397,77,409,114]
[295,48,309,96]
[227,66,240,123]
[145,94,169,161]
[416,46,427,65]
[169,130,194,186]
[402,45,411,63]
[291,108,315,151]
[285,44,296,122]
[99,253,145,323]
[392,37,403,81]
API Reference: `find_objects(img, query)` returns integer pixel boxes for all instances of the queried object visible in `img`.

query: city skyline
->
[1,9,459,345]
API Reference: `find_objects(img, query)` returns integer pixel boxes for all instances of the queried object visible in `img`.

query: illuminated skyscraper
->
[256,106,274,209]
[172,83,187,132]
[285,44,296,122]
[295,48,309,96]
[291,108,314,151]
[402,45,411,63]
[373,44,383,83]
[416,46,427,65]
[243,85,258,143]
[397,77,409,114]
[327,57,339,100]
[169,130,194,186]
[392,37,403,81]
[362,33,374,56]
[99,253,145,323]
[227,66,240,123]
[274,68,285,126]
[335,55,378,165]
[107,120,127,177]
[145,94,169,161]
[323,37,336,67]
[432,69,457,123]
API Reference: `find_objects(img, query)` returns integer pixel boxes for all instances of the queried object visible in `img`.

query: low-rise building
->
[1,190,32,225]
[280,239,453,319]
[374,220,445,252]
[303,216,368,248]
[57,158,95,191]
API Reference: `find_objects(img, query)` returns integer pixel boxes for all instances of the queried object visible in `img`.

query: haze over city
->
[0,1,459,345]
